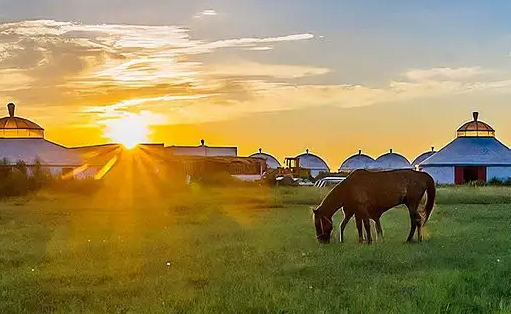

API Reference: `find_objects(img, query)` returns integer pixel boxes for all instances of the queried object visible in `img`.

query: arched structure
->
[249,148,281,169]
[295,149,330,177]
[338,150,375,172]
[456,112,495,137]
[412,147,436,169]
[374,149,412,170]
[0,103,44,138]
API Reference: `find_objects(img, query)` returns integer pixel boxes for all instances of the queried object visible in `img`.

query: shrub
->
[0,157,99,198]
[488,177,503,186]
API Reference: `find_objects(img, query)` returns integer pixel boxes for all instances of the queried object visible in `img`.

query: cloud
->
[204,61,331,79]
[244,46,273,51]
[405,67,488,82]
[194,10,218,19]
[3,19,511,136]
[201,33,314,51]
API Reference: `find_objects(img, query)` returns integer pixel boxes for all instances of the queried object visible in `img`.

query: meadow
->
[2,180,511,314]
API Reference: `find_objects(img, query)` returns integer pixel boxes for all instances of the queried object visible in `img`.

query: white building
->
[418,112,511,184]
[0,103,93,179]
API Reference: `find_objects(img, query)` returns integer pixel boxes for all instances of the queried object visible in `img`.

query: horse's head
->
[311,206,333,244]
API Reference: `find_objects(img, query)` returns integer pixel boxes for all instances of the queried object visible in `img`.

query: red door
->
[455,166,464,184]
[455,166,487,184]
[477,166,487,182]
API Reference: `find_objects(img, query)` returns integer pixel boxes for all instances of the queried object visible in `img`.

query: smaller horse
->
[312,169,436,244]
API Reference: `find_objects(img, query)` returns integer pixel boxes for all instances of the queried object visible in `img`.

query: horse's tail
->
[422,174,436,227]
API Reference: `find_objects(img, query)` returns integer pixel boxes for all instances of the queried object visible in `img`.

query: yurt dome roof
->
[0,103,44,139]
[296,149,330,171]
[457,112,495,138]
[374,149,411,169]
[412,147,436,166]
[249,148,281,169]
[419,137,511,166]
[339,150,375,171]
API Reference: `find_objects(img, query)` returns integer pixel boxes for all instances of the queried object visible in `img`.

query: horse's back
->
[343,169,431,206]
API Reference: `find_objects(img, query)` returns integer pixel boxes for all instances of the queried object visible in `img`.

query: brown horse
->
[312,169,436,244]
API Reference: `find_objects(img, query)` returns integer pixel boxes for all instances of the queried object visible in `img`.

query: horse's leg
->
[406,212,417,243]
[339,212,354,243]
[363,216,372,245]
[355,215,364,244]
[415,211,423,243]
[406,201,421,243]
[375,217,384,241]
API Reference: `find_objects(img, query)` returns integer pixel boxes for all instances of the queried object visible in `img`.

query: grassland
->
[2,183,511,314]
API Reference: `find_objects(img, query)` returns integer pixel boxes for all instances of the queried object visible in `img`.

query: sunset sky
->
[2,1,511,169]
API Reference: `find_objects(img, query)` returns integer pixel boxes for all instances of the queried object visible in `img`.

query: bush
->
[0,157,100,198]
[488,177,503,186]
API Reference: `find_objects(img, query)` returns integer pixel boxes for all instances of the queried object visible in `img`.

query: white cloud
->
[205,61,331,79]
[244,46,273,51]
[405,67,488,82]
[194,10,218,19]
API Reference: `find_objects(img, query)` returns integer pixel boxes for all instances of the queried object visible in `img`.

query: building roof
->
[295,149,330,171]
[374,149,411,169]
[0,103,45,139]
[412,147,436,166]
[339,150,375,171]
[419,137,511,166]
[0,138,82,166]
[166,139,237,157]
[457,112,495,138]
[249,148,281,169]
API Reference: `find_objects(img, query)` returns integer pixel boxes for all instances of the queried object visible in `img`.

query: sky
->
[2,0,511,169]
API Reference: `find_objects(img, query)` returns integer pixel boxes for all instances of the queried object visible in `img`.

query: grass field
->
[2,182,511,314]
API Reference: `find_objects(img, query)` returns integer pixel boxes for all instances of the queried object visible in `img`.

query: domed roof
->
[412,147,436,166]
[249,148,281,169]
[296,149,330,171]
[457,112,495,138]
[339,150,375,171]
[0,103,44,138]
[374,149,411,170]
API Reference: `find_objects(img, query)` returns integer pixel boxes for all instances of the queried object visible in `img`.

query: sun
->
[102,114,151,149]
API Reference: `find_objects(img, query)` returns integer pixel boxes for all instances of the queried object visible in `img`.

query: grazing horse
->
[312,169,436,244]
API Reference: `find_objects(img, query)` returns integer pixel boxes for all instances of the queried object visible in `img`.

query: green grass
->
[1,185,511,313]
